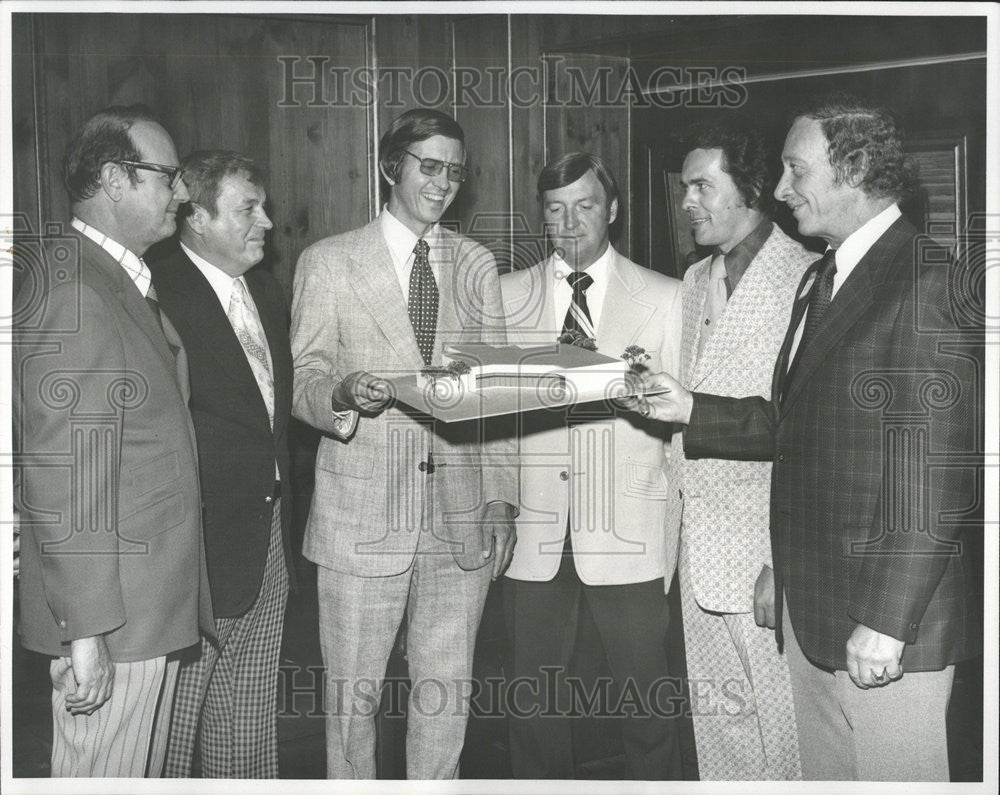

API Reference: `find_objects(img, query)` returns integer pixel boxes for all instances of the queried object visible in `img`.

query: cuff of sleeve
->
[332,410,358,438]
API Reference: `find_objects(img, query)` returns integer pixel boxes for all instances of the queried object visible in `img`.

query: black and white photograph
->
[1,2,996,792]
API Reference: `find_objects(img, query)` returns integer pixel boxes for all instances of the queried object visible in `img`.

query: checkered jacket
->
[684,217,982,671]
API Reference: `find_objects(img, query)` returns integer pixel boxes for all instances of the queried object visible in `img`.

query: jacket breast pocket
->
[316,443,376,480]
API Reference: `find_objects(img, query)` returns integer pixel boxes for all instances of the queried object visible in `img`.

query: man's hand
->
[619,371,694,424]
[753,564,776,629]
[63,635,115,715]
[331,371,392,414]
[846,623,905,689]
[481,501,517,580]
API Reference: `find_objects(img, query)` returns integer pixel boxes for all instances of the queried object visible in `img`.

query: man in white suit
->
[675,120,812,779]
[501,153,684,779]
[290,108,518,779]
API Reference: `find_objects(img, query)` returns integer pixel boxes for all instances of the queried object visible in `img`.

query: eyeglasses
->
[402,150,469,183]
[118,160,185,190]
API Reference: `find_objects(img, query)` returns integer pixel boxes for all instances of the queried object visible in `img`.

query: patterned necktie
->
[145,282,163,326]
[786,249,837,390]
[228,278,275,428]
[408,238,438,365]
[697,253,728,361]
[562,271,596,339]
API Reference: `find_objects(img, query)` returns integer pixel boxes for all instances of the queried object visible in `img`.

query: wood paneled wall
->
[12,12,632,297]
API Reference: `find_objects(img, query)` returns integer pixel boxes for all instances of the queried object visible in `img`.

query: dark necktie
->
[408,238,438,365]
[785,249,837,389]
[562,271,596,339]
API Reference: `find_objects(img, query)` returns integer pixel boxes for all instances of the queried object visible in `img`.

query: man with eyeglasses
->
[13,104,214,777]
[290,107,518,779]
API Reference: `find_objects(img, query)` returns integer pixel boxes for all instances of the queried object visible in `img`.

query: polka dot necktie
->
[408,238,438,365]
[562,271,596,339]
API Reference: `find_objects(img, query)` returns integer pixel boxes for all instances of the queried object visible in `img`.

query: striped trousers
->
[162,500,289,778]
[50,654,179,777]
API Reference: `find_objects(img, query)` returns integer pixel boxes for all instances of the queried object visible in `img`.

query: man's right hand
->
[331,371,392,414]
[64,635,114,715]
[626,371,693,424]
[753,564,777,629]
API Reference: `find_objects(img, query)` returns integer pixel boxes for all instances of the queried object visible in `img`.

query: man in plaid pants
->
[151,150,295,778]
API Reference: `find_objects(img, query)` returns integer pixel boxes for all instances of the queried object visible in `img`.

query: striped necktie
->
[562,271,596,339]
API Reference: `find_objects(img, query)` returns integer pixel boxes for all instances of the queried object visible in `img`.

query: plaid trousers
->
[163,499,289,778]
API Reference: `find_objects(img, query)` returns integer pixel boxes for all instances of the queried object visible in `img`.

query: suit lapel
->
[780,219,911,410]
[681,257,709,388]
[597,251,657,354]
[503,259,558,343]
[247,272,291,438]
[348,219,425,369]
[77,231,177,373]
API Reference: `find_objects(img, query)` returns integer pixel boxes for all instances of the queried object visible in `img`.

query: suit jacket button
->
[265,495,274,504]
[777,453,786,463]
[559,471,569,481]
[909,622,919,631]
[58,619,67,628]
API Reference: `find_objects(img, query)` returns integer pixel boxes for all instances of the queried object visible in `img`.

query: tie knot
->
[710,254,727,281]
[414,238,430,260]
[819,249,838,278]
[566,271,593,292]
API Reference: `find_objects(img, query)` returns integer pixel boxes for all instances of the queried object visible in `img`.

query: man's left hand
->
[481,502,516,580]
[846,623,905,689]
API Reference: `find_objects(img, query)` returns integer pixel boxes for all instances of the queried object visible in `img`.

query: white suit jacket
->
[679,223,814,612]
[501,248,683,586]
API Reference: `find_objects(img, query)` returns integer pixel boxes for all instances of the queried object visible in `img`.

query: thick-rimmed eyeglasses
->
[118,160,185,190]
[402,150,469,183]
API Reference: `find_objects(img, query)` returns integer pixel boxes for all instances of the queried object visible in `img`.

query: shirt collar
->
[72,217,152,298]
[720,218,772,293]
[380,206,439,266]
[834,203,901,271]
[551,242,613,285]
[180,241,245,310]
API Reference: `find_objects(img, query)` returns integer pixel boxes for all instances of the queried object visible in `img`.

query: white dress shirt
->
[787,203,901,367]
[380,206,442,302]
[72,217,151,297]
[551,243,613,332]
[181,242,282,478]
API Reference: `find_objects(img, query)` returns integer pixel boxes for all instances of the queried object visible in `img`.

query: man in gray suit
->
[14,105,214,777]
[290,108,518,779]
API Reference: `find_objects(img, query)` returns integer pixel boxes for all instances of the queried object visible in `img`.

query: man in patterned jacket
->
[676,120,812,779]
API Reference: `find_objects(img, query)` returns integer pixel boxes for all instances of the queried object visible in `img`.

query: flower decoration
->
[420,359,472,381]
[621,344,650,371]
[557,329,598,351]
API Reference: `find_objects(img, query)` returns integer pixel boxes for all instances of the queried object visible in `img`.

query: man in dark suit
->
[150,150,293,778]
[631,96,980,781]
[14,105,214,777]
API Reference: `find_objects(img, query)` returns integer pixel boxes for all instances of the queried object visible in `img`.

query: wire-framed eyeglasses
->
[402,150,469,183]
[118,160,185,190]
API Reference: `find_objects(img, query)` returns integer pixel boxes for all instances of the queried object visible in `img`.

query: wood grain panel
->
[452,15,510,267]
[508,15,548,274]
[545,52,631,259]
